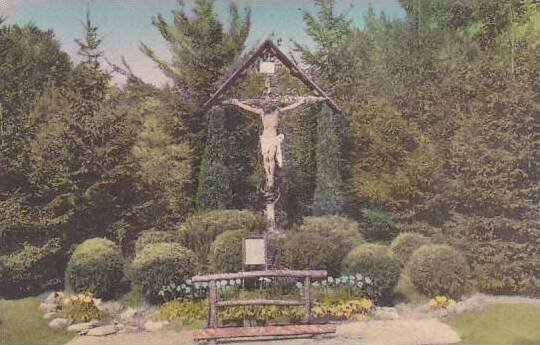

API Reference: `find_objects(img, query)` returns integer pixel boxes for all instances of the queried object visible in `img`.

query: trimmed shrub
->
[360,208,398,242]
[178,210,263,265]
[65,238,124,299]
[283,216,363,275]
[129,242,197,303]
[408,244,470,298]
[391,233,430,266]
[208,230,248,273]
[342,244,401,303]
[135,231,177,253]
[283,231,342,275]
[298,215,363,254]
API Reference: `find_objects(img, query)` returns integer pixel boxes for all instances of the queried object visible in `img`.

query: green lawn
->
[447,303,540,345]
[0,297,75,345]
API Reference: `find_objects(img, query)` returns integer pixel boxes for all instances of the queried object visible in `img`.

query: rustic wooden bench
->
[190,269,336,343]
[193,324,336,343]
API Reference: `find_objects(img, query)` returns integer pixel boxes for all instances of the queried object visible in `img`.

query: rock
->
[43,312,59,320]
[96,301,123,314]
[84,325,119,336]
[67,320,100,332]
[118,325,138,334]
[448,302,468,315]
[44,291,65,304]
[120,307,137,321]
[373,307,399,321]
[439,309,449,318]
[49,318,71,330]
[416,304,432,313]
[40,303,61,313]
[144,320,169,332]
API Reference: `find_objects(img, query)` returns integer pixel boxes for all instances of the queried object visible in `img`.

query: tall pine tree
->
[196,106,232,210]
[311,104,345,215]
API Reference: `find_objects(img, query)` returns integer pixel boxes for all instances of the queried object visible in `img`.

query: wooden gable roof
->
[202,39,341,114]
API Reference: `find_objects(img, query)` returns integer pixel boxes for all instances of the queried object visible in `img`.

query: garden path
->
[65,319,460,345]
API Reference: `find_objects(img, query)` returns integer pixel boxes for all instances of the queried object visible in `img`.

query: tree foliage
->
[1,0,538,297]
[141,0,250,104]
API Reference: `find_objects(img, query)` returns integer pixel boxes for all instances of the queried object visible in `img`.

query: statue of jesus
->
[223,96,324,192]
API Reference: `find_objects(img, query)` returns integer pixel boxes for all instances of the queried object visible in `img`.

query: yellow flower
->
[360,298,372,309]
[435,295,447,303]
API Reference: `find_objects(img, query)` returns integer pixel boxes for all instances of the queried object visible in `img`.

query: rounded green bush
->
[342,243,401,303]
[65,238,124,299]
[178,210,263,266]
[129,242,197,303]
[208,230,248,273]
[360,208,398,242]
[297,215,364,254]
[391,233,430,266]
[408,244,470,298]
[283,216,363,275]
[283,231,342,275]
[135,231,177,253]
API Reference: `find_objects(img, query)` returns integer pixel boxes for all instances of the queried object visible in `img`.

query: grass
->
[0,297,75,345]
[447,303,540,345]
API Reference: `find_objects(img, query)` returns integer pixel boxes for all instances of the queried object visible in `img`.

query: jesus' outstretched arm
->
[223,99,264,116]
[279,96,325,114]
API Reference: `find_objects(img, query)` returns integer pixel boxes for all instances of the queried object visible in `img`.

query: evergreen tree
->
[196,106,232,210]
[311,104,345,215]
[0,23,72,193]
[141,0,250,104]
[142,0,251,205]
[283,105,318,223]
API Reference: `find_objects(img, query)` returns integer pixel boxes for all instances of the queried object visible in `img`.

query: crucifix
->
[223,95,324,232]
[203,41,340,234]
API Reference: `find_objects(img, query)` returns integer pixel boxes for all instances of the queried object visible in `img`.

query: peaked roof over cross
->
[202,39,341,114]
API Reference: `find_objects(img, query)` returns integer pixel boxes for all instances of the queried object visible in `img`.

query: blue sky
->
[1,1,405,85]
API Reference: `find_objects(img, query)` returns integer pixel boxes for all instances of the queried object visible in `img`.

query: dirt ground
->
[66,319,460,345]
